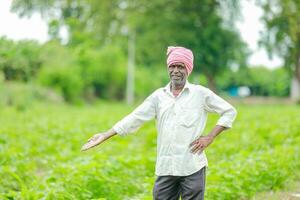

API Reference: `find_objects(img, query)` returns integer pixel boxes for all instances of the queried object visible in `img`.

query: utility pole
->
[126,28,135,105]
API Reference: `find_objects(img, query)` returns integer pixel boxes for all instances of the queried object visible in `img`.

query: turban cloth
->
[167,46,194,75]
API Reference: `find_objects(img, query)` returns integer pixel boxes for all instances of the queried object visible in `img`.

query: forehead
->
[170,62,185,67]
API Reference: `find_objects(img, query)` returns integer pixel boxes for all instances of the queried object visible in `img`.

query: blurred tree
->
[11,0,122,46]
[257,0,300,100]
[36,41,127,102]
[11,0,247,92]
[75,45,127,100]
[133,0,248,91]
[36,40,83,102]
[0,37,42,82]
[216,66,290,96]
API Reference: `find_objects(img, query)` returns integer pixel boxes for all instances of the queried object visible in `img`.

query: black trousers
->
[153,167,206,200]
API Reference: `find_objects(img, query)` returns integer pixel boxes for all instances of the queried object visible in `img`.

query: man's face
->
[168,62,188,86]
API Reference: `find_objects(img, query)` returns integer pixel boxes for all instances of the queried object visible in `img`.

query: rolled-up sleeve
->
[112,92,157,136]
[204,89,237,129]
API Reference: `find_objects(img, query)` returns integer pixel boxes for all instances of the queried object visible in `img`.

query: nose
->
[173,66,179,73]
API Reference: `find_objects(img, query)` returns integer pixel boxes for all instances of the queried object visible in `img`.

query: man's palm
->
[81,133,106,151]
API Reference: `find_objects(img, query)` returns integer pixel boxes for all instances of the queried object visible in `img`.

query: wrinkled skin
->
[168,62,188,91]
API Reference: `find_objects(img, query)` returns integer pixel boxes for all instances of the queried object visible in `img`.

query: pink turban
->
[167,46,194,75]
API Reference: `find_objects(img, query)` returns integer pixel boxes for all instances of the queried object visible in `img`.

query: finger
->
[81,143,91,151]
[82,141,93,151]
[88,136,95,142]
[189,136,206,147]
[190,144,203,153]
[81,140,100,151]
[189,143,198,150]
[81,145,90,151]
[194,146,205,154]
[88,135,98,142]
[192,142,205,153]
[193,142,204,149]
[189,140,199,147]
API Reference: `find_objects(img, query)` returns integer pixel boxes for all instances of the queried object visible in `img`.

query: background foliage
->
[1,1,300,199]
[0,103,299,199]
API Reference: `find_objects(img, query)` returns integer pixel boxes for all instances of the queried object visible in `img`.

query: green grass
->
[0,102,299,199]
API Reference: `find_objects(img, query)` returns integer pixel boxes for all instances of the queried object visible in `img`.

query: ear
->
[184,68,188,75]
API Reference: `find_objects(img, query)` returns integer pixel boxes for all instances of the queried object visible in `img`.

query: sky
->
[0,0,283,69]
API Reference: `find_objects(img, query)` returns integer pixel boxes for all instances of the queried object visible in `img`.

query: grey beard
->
[172,79,185,89]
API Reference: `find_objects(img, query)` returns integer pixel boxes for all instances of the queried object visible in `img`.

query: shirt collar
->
[163,80,191,94]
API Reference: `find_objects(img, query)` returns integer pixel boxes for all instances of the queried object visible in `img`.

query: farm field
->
[0,102,299,199]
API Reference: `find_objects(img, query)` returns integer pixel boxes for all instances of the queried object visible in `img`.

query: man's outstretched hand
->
[81,129,117,152]
[81,133,108,151]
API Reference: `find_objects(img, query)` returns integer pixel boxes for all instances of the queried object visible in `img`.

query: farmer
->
[82,46,237,200]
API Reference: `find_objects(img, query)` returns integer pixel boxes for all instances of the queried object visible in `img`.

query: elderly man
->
[82,46,237,200]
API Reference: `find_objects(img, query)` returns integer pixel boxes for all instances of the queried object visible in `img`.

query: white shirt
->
[112,81,237,176]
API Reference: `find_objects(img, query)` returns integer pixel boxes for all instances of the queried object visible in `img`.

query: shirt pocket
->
[179,108,199,128]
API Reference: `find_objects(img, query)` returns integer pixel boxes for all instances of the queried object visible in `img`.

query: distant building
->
[238,86,251,97]
[228,86,251,97]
